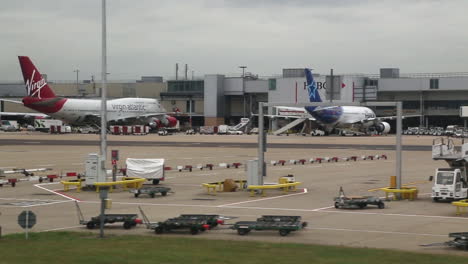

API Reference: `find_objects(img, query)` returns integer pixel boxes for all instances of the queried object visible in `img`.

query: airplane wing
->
[376,114,421,121]
[0,112,49,118]
[0,168,52,177]
[0,99,22,104]
[0,99,49,118]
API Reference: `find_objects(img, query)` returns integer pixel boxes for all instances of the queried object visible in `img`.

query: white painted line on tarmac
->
[335,163,351,166]
[312,206,335,211]
[42,225,82,232]
[22,200,72,208]
[308,227,447,237]
[222,205,326,212]
[71,163,84,165]
[317,209,468,221]
[34,183,81,201]
[218,189,308,207]
[0,197,64,202]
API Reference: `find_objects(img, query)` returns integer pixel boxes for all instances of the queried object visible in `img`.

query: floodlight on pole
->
[239,66,247,117]
[239,66,247,77]
[73,69,80,95]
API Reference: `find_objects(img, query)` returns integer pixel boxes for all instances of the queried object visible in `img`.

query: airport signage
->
[18,210,36,229]
[111,150,119,161]
[308,81,346,90]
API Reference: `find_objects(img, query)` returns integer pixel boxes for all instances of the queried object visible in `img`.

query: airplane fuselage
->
[307,106,376,131]
[26,97,165,125]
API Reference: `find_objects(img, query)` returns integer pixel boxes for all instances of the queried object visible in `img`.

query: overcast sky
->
[1,0,467,81]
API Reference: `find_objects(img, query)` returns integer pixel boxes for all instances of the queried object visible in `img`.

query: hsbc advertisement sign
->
[271,75,363,104]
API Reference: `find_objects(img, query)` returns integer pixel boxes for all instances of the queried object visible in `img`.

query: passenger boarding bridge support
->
[258,101,403,190]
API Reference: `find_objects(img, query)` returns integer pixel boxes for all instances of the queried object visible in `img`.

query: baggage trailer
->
[178,214,224,228]
[82,214,139,229]
[130,186,171,198]
[334,187,385,209]
[447,232,468,250]
[139,207,222,235]
[231,215,307,236]
[421,232,468,250]
[75,201,140,229]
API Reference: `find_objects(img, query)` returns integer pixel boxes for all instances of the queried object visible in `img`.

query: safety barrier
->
[247,182,302,197]
[452,200,468,216]
[201,180,247,195]
[379,187,418,201]
[61,179,85,192]
[168,154,388,172]
[93,177,146,192]
[60,177,145,193]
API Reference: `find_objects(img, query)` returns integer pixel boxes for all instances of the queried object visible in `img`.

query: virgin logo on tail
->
[18,56,56,99]
[26,69,47,99]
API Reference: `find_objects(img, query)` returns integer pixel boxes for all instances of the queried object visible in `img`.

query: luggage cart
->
[130,186,171,198]
[75,201,140,229]
[334,187,385,209]
[231,215,307,236]
[138,207,220,235]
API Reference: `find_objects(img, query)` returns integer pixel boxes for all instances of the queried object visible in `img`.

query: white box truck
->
[34,119,63,132]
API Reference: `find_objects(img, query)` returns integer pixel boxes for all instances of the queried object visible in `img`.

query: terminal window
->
[430,79,439,89]
[268,79,276,91]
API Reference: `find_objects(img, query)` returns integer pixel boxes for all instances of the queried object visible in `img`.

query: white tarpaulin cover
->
[126,158,165,179]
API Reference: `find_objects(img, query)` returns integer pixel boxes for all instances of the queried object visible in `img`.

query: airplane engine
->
[150,116,177,128]
[165,116,178,127]
[375,122,391,134]
[149,119,162,129]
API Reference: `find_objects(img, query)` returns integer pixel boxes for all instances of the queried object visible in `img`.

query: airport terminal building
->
[2,68,468,130]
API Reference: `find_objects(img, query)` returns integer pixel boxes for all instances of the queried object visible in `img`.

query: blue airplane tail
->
[305,68,321,112]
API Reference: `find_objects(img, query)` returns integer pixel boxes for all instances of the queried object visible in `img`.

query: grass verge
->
[0,232,466,264]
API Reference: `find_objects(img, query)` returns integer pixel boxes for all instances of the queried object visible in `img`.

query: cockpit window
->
[436,172,454,185]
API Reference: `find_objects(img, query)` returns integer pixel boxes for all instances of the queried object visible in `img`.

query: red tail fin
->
[18,56,56,99]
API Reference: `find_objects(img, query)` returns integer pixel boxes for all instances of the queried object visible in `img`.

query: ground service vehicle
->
[334,187,385,209]
[445,125,459,137]
[431,138,468,201]
[131,186,171,198]
[430,167,468,201]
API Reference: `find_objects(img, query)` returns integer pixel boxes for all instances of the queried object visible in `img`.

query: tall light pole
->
[100,0,108,184]
[239,66,247,118]
[74,69,80,95]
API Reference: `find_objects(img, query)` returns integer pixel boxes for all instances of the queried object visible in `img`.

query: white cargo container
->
[126,158,165,185]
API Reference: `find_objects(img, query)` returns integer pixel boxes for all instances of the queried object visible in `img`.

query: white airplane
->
[0,56,177,129]
[269,68,414,135]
